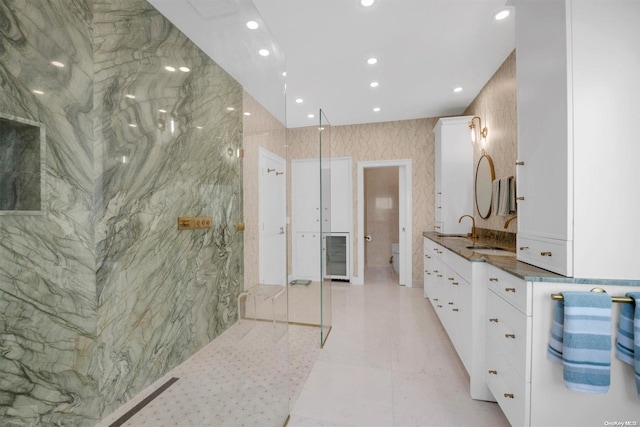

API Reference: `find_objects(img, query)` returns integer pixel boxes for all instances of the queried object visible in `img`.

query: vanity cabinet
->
[485,264,532,426]
[423,238,493,401]
[433,117,474,235]
[484,262,640,426]
[515,0,640,279]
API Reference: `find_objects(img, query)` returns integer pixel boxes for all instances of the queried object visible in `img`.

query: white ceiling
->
[149,0,515,128]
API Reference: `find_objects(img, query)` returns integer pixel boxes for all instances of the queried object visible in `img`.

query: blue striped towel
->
[547,291,612,394]
[615,292,640,398]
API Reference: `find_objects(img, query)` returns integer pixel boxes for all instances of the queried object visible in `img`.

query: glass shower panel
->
[319,109,332,346]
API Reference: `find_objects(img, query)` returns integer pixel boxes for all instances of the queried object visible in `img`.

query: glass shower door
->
[319,109,332,346]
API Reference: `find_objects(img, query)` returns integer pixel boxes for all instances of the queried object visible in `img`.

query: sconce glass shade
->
[469,116,488,145]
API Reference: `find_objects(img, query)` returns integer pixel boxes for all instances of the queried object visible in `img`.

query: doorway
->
[357,159,412,286]
[363,167,399,284]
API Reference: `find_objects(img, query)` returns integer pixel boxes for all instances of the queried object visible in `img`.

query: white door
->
[259,149,286,285]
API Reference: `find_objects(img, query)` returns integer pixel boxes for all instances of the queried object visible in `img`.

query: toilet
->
[391,243,400,274]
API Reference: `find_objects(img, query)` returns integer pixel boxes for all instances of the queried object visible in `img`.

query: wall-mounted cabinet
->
[434,116,474,236]
[515,0,640,279]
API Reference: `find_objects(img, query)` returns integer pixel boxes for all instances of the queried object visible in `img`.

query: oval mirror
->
[475,154,495,219]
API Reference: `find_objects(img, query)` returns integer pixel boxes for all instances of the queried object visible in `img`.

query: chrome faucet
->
[458,215,477,239]
[504,215,517,229]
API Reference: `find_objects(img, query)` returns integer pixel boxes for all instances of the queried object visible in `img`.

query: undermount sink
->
[465,246,516,257]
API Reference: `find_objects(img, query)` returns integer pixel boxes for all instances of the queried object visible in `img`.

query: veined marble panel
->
[93,0,244,418]
[0,1,98,426]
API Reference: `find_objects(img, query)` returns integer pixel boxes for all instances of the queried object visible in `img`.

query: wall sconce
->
[469,116,488,145]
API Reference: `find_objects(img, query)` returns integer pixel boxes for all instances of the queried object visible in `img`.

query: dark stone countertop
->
[422,231,640,286]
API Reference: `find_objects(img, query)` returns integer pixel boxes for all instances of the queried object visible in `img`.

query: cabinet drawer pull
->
[437,305,443,308]
[448,302,454,305]
[505,287,516,293]
[448,277,454,281]
[504,393,515,399]
[489,278,499,282]
[433,270,439,273]
[435,226,441,229]
[516,196,525,201]
[489,318,499,323]
[451,282,459,286]
[452,308,459,312]
[505,333,516,339]
[433,298,439,301]
[425,254,431,258]
[488,370,498,375]
[437,274,443,278]
[540,251,553,256]
[515,161,525,166]
[519,246,529,251]
[426,273,431,276]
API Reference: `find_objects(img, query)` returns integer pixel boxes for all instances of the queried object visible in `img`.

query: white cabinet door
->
[293,232,321,280]
[434,117,474,235]
[329,157,352,233]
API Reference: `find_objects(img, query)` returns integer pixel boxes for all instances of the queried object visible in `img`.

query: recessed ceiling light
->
[295,98,303,104]
[226,107,235,111]
[125,94,136,99]
[308,114,315,119]
[370,81,379,88]
[51,61,65,68]
[373,107,381,112]
[196,126,203,129]
[494,9,510,20]
[282,71,287,77]
[164,66,176,72]
[32,90,44,95]
[453,87,463,93]
[360,0,375,7]
[128,123,137,128]
[244,112,251,116]
[258,49,270,57]
[246,20,259,30]
[367,57,378,65]
[158,109,167,113]
[179,66,190,72]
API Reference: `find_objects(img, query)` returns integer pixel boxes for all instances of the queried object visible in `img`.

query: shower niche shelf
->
[0,113,46,215]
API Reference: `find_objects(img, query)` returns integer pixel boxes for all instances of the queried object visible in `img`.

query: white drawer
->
[517,234,572,277]
[487,290,531,381]
[486,264,530,315]
[486,342,530,427]
[442,247,472,283]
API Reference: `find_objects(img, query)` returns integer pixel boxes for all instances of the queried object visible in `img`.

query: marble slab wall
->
[0,0,244,425]
[0,1,98,425]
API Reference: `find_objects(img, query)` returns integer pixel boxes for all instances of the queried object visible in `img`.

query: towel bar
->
[550,287,634,304]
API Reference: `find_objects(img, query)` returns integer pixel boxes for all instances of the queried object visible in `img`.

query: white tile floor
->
[100,266,510,427]
[287,267,510,427]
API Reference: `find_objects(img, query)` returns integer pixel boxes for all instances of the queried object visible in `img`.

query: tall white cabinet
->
[434,116,474,236]
[291,157,352,281]
[515,0,640,279]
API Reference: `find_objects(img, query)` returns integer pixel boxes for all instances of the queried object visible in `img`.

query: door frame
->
[356,159,412,286]
[259,147,287,285]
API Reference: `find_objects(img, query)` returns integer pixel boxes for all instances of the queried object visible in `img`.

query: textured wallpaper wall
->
[464,50,518,232]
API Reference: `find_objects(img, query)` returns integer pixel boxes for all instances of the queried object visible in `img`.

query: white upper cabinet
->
[515,0,640,280]
[434,116,474,236]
